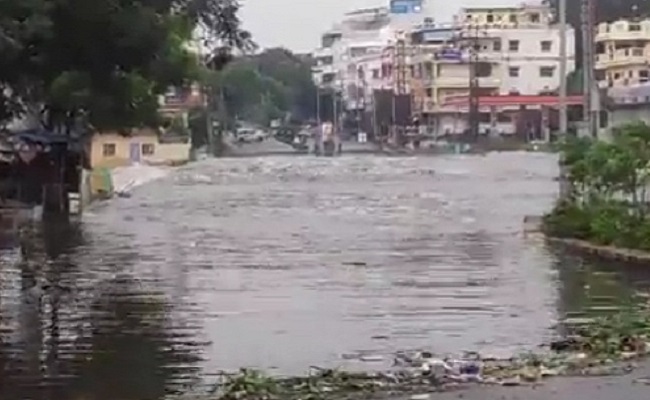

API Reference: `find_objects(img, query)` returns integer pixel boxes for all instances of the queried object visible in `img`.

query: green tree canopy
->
[0,0,251,133]
[204,47,317,127]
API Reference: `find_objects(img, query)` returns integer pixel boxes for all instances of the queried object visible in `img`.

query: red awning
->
[442,95,584,107]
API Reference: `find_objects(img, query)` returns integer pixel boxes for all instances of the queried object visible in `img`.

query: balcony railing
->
[596,27,650,42]
[596,48,647,68]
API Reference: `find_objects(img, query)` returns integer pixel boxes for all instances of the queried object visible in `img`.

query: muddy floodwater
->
[2,152,650,399]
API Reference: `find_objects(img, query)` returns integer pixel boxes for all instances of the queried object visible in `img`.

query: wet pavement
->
[423,360,650,400]
[2,152,650,399]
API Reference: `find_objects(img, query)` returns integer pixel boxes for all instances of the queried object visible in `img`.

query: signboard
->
[435,48,464,61]
[422,30,454,42]
[389,0,423,14]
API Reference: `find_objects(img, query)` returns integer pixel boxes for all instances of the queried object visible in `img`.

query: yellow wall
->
[90,129,190,169]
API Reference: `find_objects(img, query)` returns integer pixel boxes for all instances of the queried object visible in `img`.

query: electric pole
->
[581,0,596,138]
[394,32,408,145]
[204,83,214,156]
[463,24,481,140]
[558,0,571,199]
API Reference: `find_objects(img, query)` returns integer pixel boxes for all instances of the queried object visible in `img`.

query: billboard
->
[390,0,423,14]
[372,90,412,128]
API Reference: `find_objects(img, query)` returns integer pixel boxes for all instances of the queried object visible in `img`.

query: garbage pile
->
[178,309,650,400]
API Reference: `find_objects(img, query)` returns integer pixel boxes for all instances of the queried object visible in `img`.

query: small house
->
[89,128,191,169]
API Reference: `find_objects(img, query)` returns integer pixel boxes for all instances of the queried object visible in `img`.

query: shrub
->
[545,121,650,251]
[543,200,592,239]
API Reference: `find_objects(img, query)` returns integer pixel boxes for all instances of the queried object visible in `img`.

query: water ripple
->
[3,153,650,399]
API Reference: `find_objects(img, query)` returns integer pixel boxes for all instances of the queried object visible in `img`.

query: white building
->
[595,19,650,90]
[455,2,576,97]
[422,2,577,137]
[312,1,577,139]
[312,1,435,116]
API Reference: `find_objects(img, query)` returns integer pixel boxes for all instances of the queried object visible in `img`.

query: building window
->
[487,14,494,23]
[508,67,520,77]
[102,143,116,157]
[613,72,621,80]
[629,24,641,32]
[509,14,517,24]
[493,40,502,51]
[539,66,555,77]
[540,40,552,52]
[372,69,380,79]
[142,143,155,155]
[508,40,519,52]
[530,13,540,23]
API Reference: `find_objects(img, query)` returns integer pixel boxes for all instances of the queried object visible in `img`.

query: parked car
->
[235,128,265,143]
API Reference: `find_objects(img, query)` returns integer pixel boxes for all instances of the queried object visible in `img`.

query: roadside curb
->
[546,237,650,265]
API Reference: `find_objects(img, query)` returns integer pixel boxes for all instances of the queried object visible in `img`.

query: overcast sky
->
[240,0,523,52]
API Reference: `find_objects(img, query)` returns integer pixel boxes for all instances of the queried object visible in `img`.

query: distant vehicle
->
[235,128,265,143]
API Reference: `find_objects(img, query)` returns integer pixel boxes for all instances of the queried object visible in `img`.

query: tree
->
[0,0,251,133]
[203,47,317,127]
[546,122,650,248]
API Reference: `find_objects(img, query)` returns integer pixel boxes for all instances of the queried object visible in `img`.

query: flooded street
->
[2,152,650,399]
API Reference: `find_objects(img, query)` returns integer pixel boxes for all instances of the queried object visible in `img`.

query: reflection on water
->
[554,252,650,320]
[1,153,650,399]
[0,222,202,400]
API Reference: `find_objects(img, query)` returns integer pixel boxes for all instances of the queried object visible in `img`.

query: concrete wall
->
[145,142,190,165]
[597,107,650,141]
[491,28,576,95]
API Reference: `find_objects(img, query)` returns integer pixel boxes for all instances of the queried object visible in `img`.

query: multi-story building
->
[456,3,575,95]
[595,19,650,90]
[311,1,434,127]
[312,1,576,139]
[312,7,392,93]
[424,2,576,137]
[593,19,650,139]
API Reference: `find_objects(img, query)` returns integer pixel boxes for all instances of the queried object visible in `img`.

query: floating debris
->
[177,309,650,400]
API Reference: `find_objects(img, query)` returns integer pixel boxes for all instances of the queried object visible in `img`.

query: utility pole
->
[558,0,571,199]
[332,88,337,129]
[558,0,568,135]
[467,24,480,141]
[394,32,408,145]
[581,0,596,138]
[203,82,214,156]
[216,85,226,156]
[316,86,321,125]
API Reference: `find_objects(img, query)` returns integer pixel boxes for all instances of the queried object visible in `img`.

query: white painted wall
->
[485,28,576,95]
